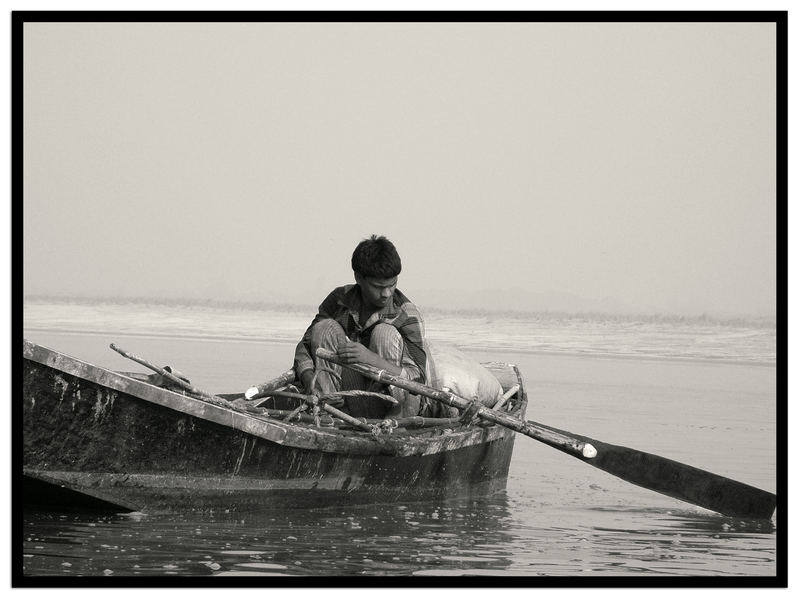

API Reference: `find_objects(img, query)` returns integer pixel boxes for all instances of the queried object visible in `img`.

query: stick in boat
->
[244,369,297,400]
[245,371,399,406]
[264,388,375,432]
[317,402,374,432]
[242,407,460,429]
[492,384,520,411]
[110,343,227,405]
[316,349,594,458]
[315,348,777,520]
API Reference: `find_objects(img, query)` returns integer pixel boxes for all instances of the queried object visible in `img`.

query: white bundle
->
[424,341,504,407]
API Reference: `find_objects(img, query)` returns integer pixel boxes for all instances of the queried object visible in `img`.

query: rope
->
[323,389,397,404]
[309,371,320,395]
[312,366,342,392]
[264,364,400,433]
[283,401,309,423]
[378,419,398,434]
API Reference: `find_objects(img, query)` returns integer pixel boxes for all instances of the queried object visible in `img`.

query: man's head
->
[352,235,401,311]
[351,235,401,279]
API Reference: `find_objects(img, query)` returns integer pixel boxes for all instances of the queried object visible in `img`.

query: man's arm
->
[335,307,427,382]
[336,305,426,381]
[397,306,427,383]
[336,341,404,377]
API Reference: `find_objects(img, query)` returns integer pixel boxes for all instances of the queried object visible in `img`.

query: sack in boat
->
[422,341,503,418]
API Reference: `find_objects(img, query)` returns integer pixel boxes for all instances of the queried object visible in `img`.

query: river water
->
[20,300,779,578]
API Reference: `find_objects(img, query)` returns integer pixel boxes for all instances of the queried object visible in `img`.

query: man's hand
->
[337,340,376,366]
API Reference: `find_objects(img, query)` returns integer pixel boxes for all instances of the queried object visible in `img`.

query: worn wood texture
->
[22,339,525,512]
[110,343,226,404]
[245,368,297,400]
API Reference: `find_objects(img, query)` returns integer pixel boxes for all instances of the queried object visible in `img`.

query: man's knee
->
[369,323,403,363]
[310,319,346,348]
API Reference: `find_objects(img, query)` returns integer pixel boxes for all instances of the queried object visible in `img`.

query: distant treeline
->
[23,294,777,329]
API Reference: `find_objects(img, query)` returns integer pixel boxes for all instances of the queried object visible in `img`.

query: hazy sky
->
[22,20,777,316]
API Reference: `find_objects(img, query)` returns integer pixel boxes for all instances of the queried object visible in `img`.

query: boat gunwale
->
[23,339,527,458]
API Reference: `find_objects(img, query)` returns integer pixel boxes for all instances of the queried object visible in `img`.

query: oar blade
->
[532,422,776,520]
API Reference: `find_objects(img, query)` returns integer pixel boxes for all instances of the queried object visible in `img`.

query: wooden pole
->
[316,348,595,459]
[318,402,373,432]
[110,343,228,405]
[267,390,384,432]
[240,406,460,429]
[244,369,297,400]
[492,384,520,411]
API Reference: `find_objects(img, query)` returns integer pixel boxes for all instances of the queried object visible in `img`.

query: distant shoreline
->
[22,294,777,329]
[23,326,776,368]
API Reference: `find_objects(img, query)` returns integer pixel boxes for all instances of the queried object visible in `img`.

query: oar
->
[316,348,777,520]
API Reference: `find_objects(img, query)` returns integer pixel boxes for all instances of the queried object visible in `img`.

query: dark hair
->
[351,235,402,278]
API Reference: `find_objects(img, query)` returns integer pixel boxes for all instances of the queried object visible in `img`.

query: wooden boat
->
[22,339,527,513]
[22,338,777,519]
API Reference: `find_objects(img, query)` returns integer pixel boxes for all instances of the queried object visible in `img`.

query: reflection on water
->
[22,492,777,577]
[23,494,517,577]
[578,507,777,576]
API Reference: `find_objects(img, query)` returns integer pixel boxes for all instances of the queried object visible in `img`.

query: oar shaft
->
[315,348,595,459]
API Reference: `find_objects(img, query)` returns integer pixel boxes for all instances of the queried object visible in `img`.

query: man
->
[294,235,427,419]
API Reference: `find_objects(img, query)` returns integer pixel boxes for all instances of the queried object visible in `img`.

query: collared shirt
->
[294,284,427,383]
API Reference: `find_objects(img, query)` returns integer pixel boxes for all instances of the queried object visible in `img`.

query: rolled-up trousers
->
[306,318,420,419]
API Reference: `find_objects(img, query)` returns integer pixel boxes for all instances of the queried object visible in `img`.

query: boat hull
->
[22,340,524,513]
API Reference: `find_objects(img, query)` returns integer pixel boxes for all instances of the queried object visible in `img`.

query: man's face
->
[355,274,397,311]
